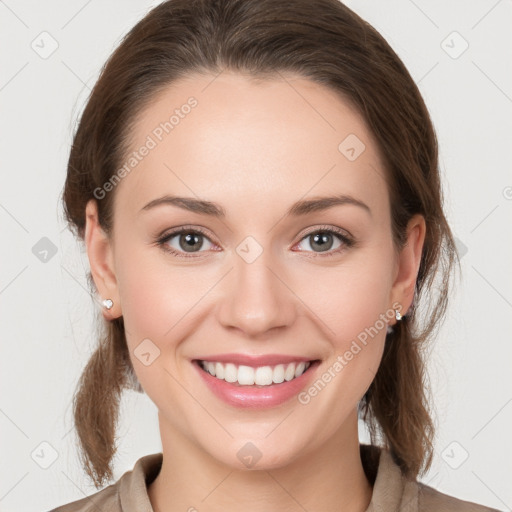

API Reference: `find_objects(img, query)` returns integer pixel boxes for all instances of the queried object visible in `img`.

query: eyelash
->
[155,224,355,259]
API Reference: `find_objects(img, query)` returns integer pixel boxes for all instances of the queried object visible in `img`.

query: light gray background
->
[1,1,511,511]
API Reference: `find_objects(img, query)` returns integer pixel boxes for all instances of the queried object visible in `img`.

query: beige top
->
[50,444,501,511]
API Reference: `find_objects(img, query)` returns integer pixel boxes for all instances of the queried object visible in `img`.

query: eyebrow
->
[140,193,372,218]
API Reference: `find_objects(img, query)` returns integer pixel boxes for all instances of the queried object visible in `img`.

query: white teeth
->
[215,362,224,379]
[273,364,285,384]
[238,365,255,385]
[200,360,312,386]
[224,363,238,383]
[255,365,273,386]
[284,363,296,381]
[294,362,306,378]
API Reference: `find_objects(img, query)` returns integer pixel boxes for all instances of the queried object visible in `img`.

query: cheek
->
[115,246,223,378]
[296,251,394,395]
[116,244,201,335]
[295,270,391,414]
[306,259,394,341]
[116,258,202,398]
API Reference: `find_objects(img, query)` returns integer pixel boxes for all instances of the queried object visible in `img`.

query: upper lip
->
[193,353,318,367]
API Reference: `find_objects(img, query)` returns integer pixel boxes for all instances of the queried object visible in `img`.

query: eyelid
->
[295,224,353,243]
[157,224,217,243]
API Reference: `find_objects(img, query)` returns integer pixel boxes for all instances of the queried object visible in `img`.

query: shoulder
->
[47,452,163,512]
[47,481,120,512]
[418,481,503,512]
[361,444,502,512]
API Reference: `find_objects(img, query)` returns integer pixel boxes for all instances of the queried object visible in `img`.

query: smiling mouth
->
[195,359,319,387]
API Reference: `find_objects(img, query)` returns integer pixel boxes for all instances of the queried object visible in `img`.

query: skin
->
[85,70,425,512]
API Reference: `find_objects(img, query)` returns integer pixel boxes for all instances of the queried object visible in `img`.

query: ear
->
[85,199,121,320]
[390,213,426,320]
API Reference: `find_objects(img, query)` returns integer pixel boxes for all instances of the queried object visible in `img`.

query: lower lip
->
[192,360,321,409]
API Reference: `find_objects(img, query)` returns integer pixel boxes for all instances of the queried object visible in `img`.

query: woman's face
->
[87,70,423,470]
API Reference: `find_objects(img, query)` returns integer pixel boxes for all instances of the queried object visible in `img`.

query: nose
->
[216,250,297,338]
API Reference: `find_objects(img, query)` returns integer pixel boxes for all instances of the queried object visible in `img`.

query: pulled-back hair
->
[62,0,459,488]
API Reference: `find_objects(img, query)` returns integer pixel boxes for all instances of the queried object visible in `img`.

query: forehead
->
[114,70,388,221]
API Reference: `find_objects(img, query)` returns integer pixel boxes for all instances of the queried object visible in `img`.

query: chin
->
[206,437,307,472]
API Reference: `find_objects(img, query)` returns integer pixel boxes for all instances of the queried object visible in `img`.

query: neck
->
[148,411,373,512]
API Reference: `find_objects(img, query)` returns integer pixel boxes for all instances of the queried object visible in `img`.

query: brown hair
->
[62,0,459,488]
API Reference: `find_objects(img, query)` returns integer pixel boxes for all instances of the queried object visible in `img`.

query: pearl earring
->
[387,309,403,335]
[102,299,114,310]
